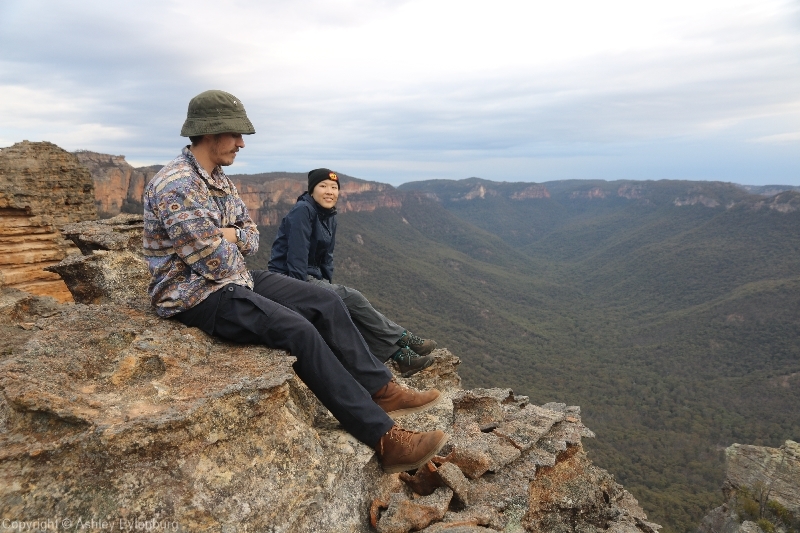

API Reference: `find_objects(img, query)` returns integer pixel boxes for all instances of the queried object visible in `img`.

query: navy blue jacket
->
[268,192,337,281]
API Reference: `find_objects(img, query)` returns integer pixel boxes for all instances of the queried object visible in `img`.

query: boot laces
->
[397,331,426,349]
[406,332,425,346]
[389,426,415,449]
[380,425,416,455]
[392,346,415,364]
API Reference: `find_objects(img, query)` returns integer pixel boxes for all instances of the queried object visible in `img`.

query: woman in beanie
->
[268,168,437,376]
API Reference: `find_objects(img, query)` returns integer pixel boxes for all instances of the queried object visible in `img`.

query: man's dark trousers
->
[174,270,394,446]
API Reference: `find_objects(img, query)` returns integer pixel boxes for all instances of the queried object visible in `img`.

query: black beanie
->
[308,168,340,193]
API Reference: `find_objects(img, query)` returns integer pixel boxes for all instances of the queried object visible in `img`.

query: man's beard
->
[210,135,237,166]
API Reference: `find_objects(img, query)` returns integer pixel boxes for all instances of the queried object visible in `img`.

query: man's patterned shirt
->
[143,147,259,317]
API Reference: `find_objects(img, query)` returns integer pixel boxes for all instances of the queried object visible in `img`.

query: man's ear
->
[190,135,206,146]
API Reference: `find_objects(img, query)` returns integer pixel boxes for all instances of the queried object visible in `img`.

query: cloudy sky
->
[1,0,798,186]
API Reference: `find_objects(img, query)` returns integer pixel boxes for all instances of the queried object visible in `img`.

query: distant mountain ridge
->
[737,184,800,196]
[73,151,800,225]
[401,177,799,210]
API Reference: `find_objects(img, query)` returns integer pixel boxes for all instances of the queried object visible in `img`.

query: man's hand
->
[221,227,238,243]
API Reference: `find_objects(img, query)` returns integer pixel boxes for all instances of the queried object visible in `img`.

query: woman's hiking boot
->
[372,378,442,417]
[391,346,434,377]
[376,425,449,473]
[396,330,437,357]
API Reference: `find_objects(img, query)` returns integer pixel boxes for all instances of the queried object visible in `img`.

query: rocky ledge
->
[698,440,799,533]
[0,218,660,533]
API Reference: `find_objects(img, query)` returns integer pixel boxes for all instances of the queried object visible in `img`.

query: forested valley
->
[247,178,800,533]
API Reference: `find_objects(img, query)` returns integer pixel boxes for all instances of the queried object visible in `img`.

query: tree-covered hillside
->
[248,179,800,533]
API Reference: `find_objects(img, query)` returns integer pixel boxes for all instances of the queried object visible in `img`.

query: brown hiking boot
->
[372,378,442,417]
[376,425,449,474]
[397,331,437,357]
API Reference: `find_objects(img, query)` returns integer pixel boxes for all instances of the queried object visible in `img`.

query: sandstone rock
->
[752,191,800,213]
[0,301,325,531]
[372,384,656,533]
[73,151,161,218]
[45,249,150,305]
[377,487,454,533]
[511,185,550,200]
[725,440,800,514]
[0,141,98,301]
[440,428,522,480]
[0,287,62,325]
[60,213,144,254]
[523,446,652,533]
[0,288,62,360]
[74,152,406,226]
[439,506,498,529]
[697,440,800,533]
[234,174,402,226]
[493,403,566,452]
[697,504,745,533]
[437,461,472,505]
[452,388,524,430]
[399,461,445,496]
[45,214,148,305]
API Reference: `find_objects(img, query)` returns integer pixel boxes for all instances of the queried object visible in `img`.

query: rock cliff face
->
[74,152,405,225]
[698,441,800,533]
[0,218,661,533]
[73,151,161,218]
[0,141,98,302]
[232,173,402,226]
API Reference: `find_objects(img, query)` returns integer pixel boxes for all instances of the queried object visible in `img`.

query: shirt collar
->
[181,145,231,193]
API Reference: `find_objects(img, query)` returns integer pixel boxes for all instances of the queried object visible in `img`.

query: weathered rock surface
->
[0,141,98,302]
[44,214,149,305]
[0,216,661,532]
[697,440,800,533]
[371,389,658,533]
[0,288,62,360]
[725,441,800,515]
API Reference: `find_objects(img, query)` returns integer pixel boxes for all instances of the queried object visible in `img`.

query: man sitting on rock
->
[143,89,449,473]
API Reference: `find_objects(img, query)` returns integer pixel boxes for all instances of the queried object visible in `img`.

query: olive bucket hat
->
[180,90,256,137]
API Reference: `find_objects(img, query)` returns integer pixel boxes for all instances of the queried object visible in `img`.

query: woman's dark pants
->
[174,270,394,447]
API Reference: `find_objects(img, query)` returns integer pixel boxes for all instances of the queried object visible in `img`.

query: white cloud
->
[0,0,798,185]
[749,131,800,143]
